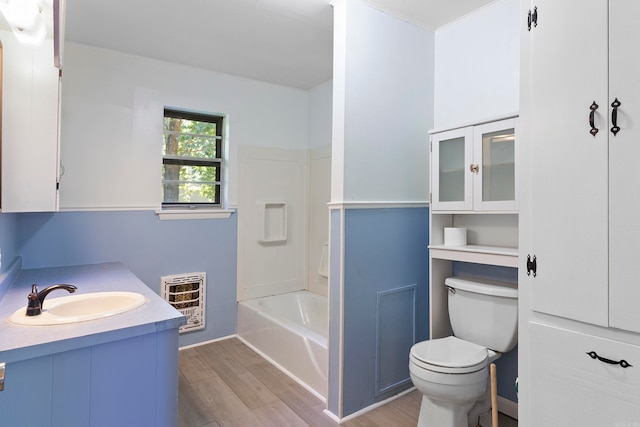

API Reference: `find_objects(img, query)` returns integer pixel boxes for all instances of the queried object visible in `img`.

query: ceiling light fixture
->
[0,0,46,45]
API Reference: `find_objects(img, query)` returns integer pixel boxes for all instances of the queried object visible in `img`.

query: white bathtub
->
[237,290,328,399]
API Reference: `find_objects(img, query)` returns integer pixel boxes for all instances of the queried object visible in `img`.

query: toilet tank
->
[446,276,518,353]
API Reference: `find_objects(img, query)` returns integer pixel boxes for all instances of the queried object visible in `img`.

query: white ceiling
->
[60,0,496,90]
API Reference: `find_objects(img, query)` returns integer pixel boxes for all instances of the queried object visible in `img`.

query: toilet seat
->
[410,336,488,374]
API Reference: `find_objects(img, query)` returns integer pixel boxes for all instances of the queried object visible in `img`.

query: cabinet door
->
[608,0,640,333]
[431,127,473,211]
[528,0,609,326]
[0,356,53,426]
[473,118,517,211]
[530,323,640,426]
[1,37,59,212]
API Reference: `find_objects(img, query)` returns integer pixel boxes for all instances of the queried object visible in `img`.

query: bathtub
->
[237,290,328,399]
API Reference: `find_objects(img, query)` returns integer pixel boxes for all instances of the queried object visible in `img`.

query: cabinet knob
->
[469,164,479,174]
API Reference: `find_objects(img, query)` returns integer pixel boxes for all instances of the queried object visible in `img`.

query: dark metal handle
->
[527,255,537,277]
[589,101,599,136]
[527,7,537,31]
[611,98,621,136]
[586,351,632,368]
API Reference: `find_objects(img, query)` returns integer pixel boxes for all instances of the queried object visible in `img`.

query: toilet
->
[409,276,518,427]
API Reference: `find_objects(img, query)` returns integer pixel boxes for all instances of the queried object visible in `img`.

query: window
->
[162,109,223,208]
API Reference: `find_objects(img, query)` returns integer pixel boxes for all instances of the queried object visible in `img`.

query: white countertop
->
[0,262,186,363]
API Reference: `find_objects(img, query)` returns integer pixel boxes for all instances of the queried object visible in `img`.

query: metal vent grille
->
[161,272,206,333]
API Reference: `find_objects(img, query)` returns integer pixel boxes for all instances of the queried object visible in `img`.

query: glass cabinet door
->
[431,127,473,211]
[473,118,517,211]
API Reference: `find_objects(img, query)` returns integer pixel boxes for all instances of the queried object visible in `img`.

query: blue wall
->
[0,213,19,272]
[14,210,237,347]
[340,207,429,416]
[328,209,342,416]
[0,213,19,300]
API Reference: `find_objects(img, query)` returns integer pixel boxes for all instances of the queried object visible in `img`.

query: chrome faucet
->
[26,283,77,316]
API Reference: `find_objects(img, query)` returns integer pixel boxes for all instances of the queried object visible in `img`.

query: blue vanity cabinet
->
[0,348,93,427]
[0,329,179,427]
[0,354,57,426]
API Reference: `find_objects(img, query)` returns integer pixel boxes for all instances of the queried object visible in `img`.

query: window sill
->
[155,209,234,220]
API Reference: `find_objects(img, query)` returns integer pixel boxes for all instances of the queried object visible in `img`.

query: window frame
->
[162,108,224,209]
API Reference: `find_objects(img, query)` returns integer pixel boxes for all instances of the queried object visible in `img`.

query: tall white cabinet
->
[520,0,640,425]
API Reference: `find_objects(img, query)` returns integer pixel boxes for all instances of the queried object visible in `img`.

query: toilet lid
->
[411,336,487,372]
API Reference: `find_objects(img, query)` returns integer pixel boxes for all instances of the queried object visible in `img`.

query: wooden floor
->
[178,337,517,427]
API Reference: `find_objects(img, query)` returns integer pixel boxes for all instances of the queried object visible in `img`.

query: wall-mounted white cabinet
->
[431,117,517,212]
[53,0,66,70]
[520,0,640,425]
[1,33,60,212]
[428,115,519,339]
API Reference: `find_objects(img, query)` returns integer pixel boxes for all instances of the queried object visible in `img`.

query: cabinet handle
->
[527,6,538,31]
[589,101,599,136]
[611,98,621,136]
[586,351,632,368]
[469,164,479,174]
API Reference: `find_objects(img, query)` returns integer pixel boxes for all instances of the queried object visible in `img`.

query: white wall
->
[307,145,331,296]
[332,0,434,203]
[308,80,333,150]
[236,146,308,301]
[236,80,333,300]
[307,82,332,296]
[60,43,309,210]
[434,0,520,129]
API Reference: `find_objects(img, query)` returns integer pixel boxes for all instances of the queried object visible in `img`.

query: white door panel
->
[529,0,609,326]
[608,0,640,333]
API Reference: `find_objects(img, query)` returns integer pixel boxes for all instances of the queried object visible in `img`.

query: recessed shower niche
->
[257,201,288,244]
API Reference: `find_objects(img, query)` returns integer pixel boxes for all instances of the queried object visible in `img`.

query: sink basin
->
[8,292,148,326]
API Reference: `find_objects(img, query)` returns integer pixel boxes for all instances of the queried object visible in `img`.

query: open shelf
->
[429,244,518,267]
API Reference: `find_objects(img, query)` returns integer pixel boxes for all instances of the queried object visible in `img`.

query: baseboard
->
[322,409,342,424]
[178,333,237,350]
[323,386,416,424]
[498,396,518,420]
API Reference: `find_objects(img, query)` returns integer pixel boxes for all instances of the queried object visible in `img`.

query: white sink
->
[8,292,148,326]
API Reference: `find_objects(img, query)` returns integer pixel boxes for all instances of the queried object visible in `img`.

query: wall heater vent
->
[161,272,206,333]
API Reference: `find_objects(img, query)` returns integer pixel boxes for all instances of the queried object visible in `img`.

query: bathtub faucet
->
[26,283,77,316]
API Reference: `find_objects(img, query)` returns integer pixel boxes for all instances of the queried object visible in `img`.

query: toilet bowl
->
[409,276,518,427]
[410,336,498,427]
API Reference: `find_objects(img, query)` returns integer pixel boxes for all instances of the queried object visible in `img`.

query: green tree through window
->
[162,109,223,207]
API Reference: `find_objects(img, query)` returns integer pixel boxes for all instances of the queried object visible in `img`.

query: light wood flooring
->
[178,337,517,427]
